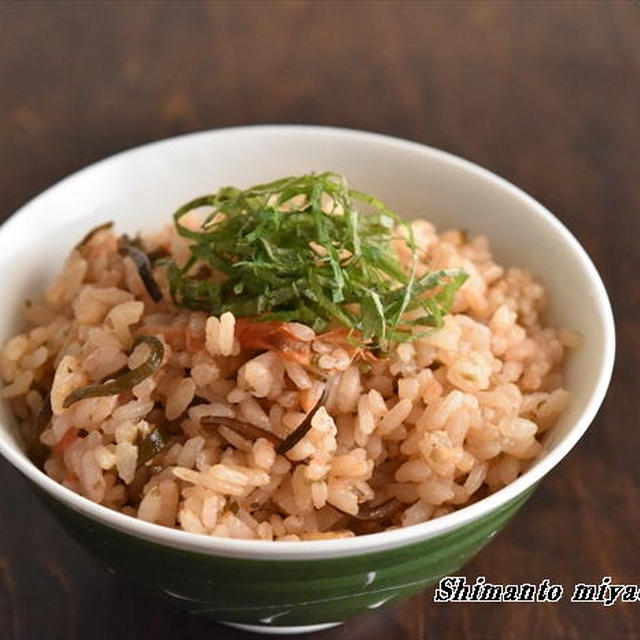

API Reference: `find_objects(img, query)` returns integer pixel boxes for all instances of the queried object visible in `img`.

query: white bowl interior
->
[0,126,614,558]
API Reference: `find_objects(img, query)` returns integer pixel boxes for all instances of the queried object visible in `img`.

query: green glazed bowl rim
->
[0,125,615,560]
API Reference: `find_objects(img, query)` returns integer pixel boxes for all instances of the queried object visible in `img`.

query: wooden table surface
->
[0,2,637,638]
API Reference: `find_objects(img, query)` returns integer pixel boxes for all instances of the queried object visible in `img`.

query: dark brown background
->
[0,1,637,639]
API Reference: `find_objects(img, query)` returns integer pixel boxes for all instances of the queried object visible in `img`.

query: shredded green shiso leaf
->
[167,172,468,352]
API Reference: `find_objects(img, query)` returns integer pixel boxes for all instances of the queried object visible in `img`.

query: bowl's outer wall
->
[37,483,534,626]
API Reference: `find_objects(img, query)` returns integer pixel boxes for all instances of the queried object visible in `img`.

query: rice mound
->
[0,219,576,540]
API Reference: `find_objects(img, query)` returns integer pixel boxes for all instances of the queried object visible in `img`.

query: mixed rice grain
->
[0,219,575,540]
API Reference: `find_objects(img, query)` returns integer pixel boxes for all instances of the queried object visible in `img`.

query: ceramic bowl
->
[0,126,615,634]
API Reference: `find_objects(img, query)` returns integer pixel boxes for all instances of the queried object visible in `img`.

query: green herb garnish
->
[168,172,467,352]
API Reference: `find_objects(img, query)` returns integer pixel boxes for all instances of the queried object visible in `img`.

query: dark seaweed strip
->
[120,240,163,302]
[331,498,405,534]
[137,423,170,466]
[62,335,164,408]
[137,414,186,467]
[24,393,52,466]
[351,497,403,521]
[200,416,282,447]
[75,221,114,250]
[275,388,328,455]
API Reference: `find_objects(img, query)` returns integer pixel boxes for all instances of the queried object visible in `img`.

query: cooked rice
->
[0,219,575,540]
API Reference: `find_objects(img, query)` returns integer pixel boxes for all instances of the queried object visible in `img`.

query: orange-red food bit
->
[53,427,78,457]
[235,319,311,364]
